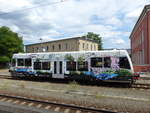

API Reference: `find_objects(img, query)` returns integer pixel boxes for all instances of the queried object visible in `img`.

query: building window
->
[32,47,34,52]
[41,47,43,52]
[83,43,85,49]
[59,44,61,50]
[52,45,55,51]
[37,47,39,52]
[66,43,68,50]
[47,46,49,51]
[87,44,88,49]
[94,45,96,50]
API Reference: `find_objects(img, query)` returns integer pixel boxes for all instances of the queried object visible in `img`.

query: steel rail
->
[0,94,120,113]
[132,83,150,89]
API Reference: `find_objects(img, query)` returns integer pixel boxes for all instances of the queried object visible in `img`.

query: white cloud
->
[0,0,32,12]
[0,0,149,48]
[125,7,143,18]
[115,39,125,44]
[10,25,20,32]
[105,17,123,27]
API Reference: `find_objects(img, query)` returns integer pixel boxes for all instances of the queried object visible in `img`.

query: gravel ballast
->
[0,69,150,112]
[0,78,149,113]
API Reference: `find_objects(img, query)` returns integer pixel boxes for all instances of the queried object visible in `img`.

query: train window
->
[66,61,76,71]
[25,59,32,67]
[17,59,24,66]
[119,57,130,69]
[42,62,50,70]
[12,59,16,66]
[104,57,111,68]
[54,61,57,74]
[34,62,41,70]
[91,57,103,67]
[77,61,88,71]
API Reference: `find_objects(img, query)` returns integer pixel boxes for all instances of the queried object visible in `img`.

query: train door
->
[52,61,64,78]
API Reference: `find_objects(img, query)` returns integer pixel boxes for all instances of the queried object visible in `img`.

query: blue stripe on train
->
[16,68,34,75]
[84,71,118,80]
[16,68,29,72]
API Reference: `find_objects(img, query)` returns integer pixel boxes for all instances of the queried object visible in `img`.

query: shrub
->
[35,58,41,62]
[115,69,132,76]
[77,56,85,64]
[67,81,80,92]
[70,71,80,75]
[36,70,50,75]
[102,70,115,74]
[0,56,10,62]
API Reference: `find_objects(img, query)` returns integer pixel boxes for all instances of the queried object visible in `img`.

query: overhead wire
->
[0,0,68,16]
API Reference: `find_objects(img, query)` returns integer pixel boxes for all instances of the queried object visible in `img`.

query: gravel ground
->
[0,69,150,112]
[0,69,10,75]
[0,78,149,113]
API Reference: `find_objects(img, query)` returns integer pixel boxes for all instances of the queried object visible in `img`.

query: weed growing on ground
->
[67,81,80,92]
[95,92,104,99]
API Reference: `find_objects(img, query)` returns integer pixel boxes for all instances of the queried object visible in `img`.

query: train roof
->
[12,50,129,59]
[14,50,127,55]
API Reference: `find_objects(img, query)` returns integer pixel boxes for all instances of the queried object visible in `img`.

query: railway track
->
[0,94,120,113]
[132,83,150,89]
[0,75,12,79]
[0,75,150,90]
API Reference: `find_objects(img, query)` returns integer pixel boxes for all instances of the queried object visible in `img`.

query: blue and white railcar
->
[9,50,137,83]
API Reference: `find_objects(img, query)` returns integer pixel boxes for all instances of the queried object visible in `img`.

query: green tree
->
[0,26,23,67]
[82,32,103,50]
[65,54,74,61]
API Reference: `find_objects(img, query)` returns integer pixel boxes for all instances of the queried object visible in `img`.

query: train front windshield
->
[11,59,16,67]
[16,58,32,67]
[119,57,131,69]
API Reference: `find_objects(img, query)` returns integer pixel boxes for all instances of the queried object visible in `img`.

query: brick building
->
[25,37,98,53]
[130,5,150,72]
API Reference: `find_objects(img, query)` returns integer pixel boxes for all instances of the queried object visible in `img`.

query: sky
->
[0,0,149,49]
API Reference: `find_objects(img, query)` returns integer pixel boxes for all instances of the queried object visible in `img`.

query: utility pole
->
[39,38,43,52]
